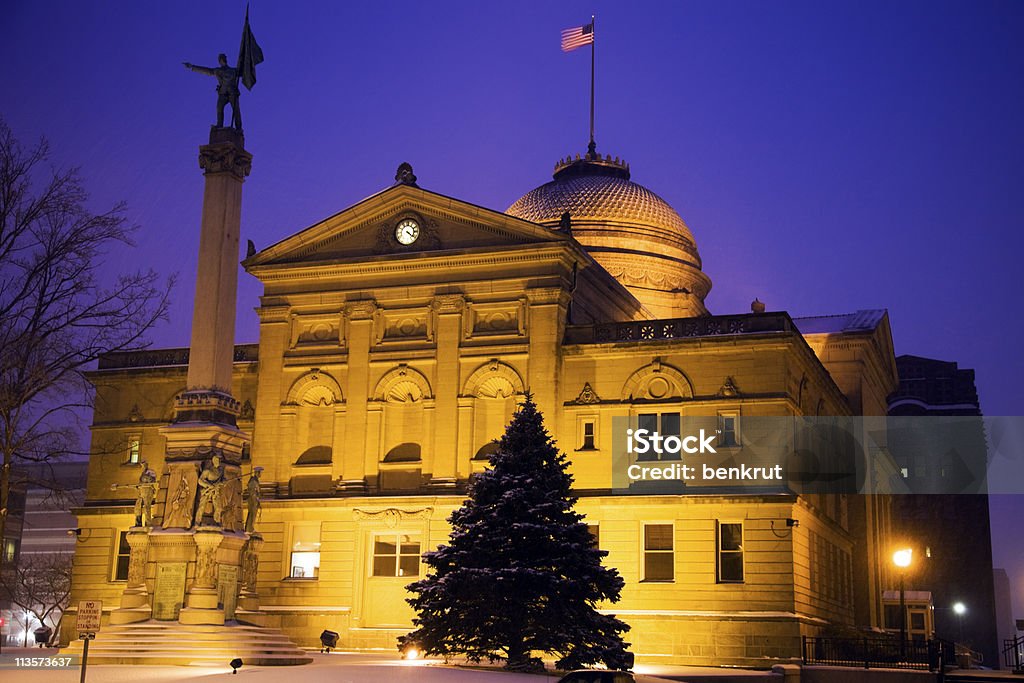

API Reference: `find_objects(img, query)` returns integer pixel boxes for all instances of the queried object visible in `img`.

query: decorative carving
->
[353,507,432,528]
[572,382,601,404]
[718,376,741,397]
[128,403,144,422]
[374,364,433,402]
[461,360,525,399]
[622,361,694,401]
[239,399,255,421]
[164,465,197,529]
[198,141,253,180]
[125,530,150,590]
[394,162,418,186]
[432,293,466,314]
[192,531,223,590]
[344,299,378,321]
[241,533,263,594]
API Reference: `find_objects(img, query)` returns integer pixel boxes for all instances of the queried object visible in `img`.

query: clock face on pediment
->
[394,218,420,245]
[375,212,443,253]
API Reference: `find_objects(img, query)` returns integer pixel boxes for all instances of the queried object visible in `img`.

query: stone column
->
[187,127,251,394]
[430,294,464,488]
[237,533,263,612]
[180,528,225,625]
[339,300,376,493]
[110,529,152,624]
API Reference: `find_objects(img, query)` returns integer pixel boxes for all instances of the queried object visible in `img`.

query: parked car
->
[556,671,635,683]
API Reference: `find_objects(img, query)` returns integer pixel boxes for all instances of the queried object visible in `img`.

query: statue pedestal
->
[237,533,263,612]
[179,527,225,625]
[111,528,152,623]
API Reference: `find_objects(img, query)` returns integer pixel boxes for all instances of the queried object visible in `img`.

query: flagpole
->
[588,15,596,158]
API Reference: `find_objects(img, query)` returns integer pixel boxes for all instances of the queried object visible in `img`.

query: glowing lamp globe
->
[893,548,913,568]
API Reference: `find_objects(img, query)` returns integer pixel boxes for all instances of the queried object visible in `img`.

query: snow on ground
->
[0,648,703,682]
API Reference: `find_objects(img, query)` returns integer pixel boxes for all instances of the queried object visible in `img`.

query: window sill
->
[282,576,319,582]
[639,579,674,584]
[574,447,599,453]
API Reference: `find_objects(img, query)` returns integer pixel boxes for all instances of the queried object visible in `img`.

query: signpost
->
[75,600,102,683]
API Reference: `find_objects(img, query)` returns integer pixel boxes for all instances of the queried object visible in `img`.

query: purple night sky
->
[4,1,1022,620]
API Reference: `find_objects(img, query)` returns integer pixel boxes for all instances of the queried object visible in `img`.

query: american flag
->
[561,22,594,52]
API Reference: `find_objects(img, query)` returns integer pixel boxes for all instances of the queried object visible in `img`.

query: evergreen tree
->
[401,394,631,671]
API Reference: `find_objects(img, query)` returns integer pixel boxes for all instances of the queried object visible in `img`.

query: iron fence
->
[802,636,946,671]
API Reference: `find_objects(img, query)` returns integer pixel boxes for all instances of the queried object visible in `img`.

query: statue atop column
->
[183,8,264,131]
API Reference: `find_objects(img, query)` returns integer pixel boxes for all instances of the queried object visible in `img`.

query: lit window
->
[372,534,421,577]
[289,523,321,578]
[900,467,909,478]
[717,412,739,447]
[718,522,744,583]
[127,438,141,464]
[3,538,16,563]
[581,420,596,450]
[113,530,130,581]
[642,523,673,582]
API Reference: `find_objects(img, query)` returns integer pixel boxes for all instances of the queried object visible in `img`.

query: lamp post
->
[893,548,913,661]
[953,602,966,643]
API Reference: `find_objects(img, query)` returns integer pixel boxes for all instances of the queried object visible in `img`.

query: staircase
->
[61,621,313,666]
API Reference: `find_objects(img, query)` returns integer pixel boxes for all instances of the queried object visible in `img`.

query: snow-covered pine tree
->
[401,393,631,672]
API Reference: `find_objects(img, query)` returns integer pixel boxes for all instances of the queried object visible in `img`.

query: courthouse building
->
[65,147,902,666]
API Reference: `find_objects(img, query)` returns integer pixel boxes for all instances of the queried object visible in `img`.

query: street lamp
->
[893,548,913,661]
[953,602,966,643]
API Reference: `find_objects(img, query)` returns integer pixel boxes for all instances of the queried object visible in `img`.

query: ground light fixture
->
[230,657,242,674]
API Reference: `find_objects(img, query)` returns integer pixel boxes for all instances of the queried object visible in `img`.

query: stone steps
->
[61,620,313,666]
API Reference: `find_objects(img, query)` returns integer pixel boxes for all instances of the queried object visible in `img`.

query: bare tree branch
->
[0,118,174,563]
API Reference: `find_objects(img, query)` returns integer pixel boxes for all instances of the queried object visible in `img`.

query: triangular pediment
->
[245,183,568,268]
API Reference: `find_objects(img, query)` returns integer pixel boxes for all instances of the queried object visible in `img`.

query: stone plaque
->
[218,564,239,620]
[152,562,187,620]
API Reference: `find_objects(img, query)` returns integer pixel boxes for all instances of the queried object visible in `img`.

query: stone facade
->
[65,166,902,666]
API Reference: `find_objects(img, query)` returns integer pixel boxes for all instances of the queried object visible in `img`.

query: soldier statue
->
[183,54,243,129]
[196,454,227,525]
[111,461,159,527]
[244,466,263,533]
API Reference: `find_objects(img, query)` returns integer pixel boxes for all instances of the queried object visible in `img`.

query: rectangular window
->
[127,438,141,465]
[642,523,674,582]
[587,524,600,548]
[289,523,321,578]
[581,420,596,450]
[717,522,744,583]
[113,530,130,581]
[372,534,421,577]
[717,412,739,447]
[636,413,680,460]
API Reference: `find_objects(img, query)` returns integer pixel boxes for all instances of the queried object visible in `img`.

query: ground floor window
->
[113,530,130,581]
[717,521,744,582]
[642,523,674,581]
[289,523,321,578]
[372,534,421,577]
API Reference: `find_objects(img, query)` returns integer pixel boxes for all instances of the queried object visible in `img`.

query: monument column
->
[153,128,252,625]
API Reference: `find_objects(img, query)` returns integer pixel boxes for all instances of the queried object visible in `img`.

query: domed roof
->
[506,151,711,319]
[506,154,697,255]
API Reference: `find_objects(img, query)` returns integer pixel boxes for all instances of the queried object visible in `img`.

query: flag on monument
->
[561,22,594,52]
[237,6,264,91]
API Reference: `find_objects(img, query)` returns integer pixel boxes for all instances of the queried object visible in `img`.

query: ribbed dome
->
[507,164,698,261]
[506,153,712,318]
